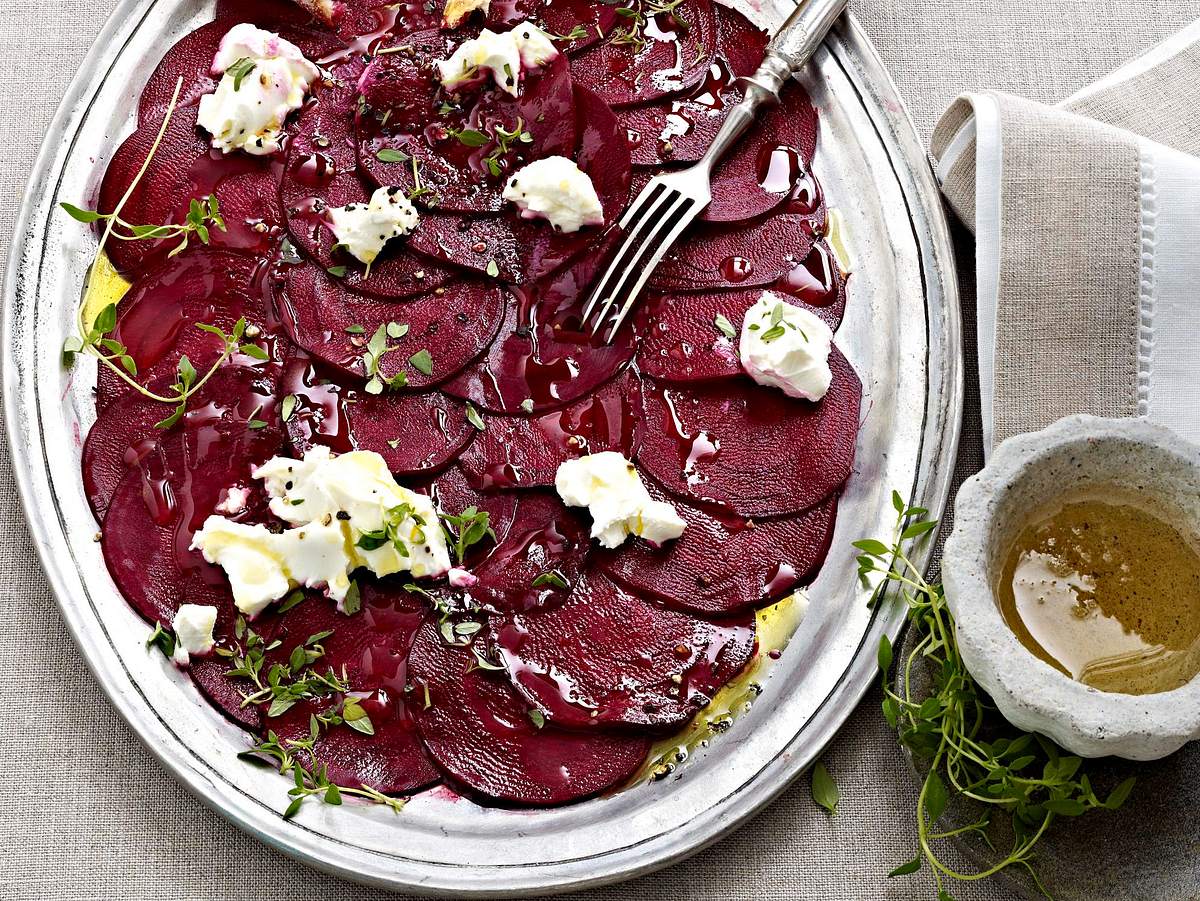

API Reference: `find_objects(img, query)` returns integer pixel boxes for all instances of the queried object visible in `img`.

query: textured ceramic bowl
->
[943,415,1200,761]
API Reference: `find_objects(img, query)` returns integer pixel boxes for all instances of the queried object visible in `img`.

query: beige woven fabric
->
[2,2,1199,900]
[933,95,1144,445]
[931,20,1200,447]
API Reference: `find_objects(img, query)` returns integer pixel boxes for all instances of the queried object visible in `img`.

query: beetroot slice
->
[282,170,458,299]
[469,491,591,613]
[459,368,643,489]
[599,485,840,615]
[95,250,278,410]
[407,85,630,284]
[493,571,755,730]
[636,261,848,383]
[287,381,477,476]
[86,363,282,521]
[649,210,826,293]
[263,585,442,793]
[408,620,649,805]
[636,351,862,518]
[441,247,637,414]
[357,38,576,213]
[569,0,717,108]
[277,264,504,388]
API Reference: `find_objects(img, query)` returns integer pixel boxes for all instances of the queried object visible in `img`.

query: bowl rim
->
[943,414,1200,760]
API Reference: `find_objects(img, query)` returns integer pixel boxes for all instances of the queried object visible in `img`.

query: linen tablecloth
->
[2,3,1198,899]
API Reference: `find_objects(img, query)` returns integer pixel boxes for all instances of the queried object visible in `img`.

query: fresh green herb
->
[519,398,535,413]
[528,709,546,729]
[278,590,308,614]
[361,324,411,393]
[547,24,589,41]
[60,79,244,428]
[811,760,839,816]
[610,0,687,52]
[327,265,348,278]
[341,580,362,616]
[345,324,365,335]
[409,349,434,376]
[449,128,490,148]
[862,493,1136,900]
[532,570,569,591]
[220,620,347,718]
[440,505,495,563]
[468,645,506,673]
[240,729,404,819]
[146,622,176,659]
[281,394,297,422]
[226,56,257,91]
[465,403,485,432]
[375,147,410,163]
[759,324,786,343]
[714,313,737,340]
[386,321,409,340]
[485,259,500,278]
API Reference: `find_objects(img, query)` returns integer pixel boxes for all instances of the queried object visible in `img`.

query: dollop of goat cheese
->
[739,292,835,401]
[503,156,604,233]
[197,23,320,156]
[435,22,558,96]
[327,187,420,265]
[556,452,686,549]
[193,447,450,617]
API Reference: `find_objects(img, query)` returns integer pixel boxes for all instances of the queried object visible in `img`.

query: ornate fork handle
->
[697,0,850,174]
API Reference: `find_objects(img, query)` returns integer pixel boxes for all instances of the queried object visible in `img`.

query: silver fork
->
[582,0,849,343]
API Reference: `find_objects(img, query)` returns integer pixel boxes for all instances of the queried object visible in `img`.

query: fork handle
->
[697,0,849,172]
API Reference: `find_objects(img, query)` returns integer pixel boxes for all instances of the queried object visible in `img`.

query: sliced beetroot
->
[214,0,325,28]
[489,0,618,53]
[408,620,649,805]
[357,37,576,213]
[569,0,717,108]
[100,106,285,276]
[648,211,826,293]
[282,170,459,299]
[636,263,848,383]
[618,6,764,166]
[263,584,442,793]
[469,491,591,613]
[86,364,281,521]
[277,264,504,388]
[599,485,840,615]
[95,250,278,410]
[493,571,755,730]
[407,85,630,283]
[636,351,862,518]
[100,408,285,728]
[441,248,637,414]
[459,368,643,489]
[287,381,478,476]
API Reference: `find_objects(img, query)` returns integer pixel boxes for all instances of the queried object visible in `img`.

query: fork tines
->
[581,175,703,343]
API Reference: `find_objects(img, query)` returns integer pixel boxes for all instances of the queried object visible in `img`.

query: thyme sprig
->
[59,77,261,429]
[860,494,1135,900]
[439,505,495,563]
[241,727,405,819]
[611,0,688,53]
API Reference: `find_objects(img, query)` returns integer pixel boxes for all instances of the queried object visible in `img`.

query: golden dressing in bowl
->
[997,498,1200,695]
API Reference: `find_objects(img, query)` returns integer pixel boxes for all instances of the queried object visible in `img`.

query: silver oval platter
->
[4,0,962,895]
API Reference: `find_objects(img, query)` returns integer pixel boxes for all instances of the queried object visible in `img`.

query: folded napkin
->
[930,20,1200,453]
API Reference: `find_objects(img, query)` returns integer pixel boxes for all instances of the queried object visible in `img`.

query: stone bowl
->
[942,415,1200,760]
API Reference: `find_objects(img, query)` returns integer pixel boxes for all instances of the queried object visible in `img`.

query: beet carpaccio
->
[76,0,860,810]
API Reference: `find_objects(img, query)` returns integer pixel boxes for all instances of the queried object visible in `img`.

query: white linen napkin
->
[930,20,1200,453]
